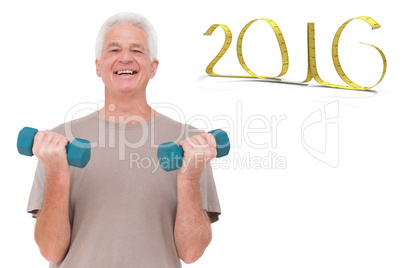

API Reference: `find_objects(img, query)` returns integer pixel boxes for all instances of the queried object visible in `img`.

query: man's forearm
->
[174,174,212,264]
[35,171,71,264]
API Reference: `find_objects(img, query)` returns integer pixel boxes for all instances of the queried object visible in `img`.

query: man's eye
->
[110,49,119,52]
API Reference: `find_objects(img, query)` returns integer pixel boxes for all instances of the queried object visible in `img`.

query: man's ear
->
[150,58,159,79]
[95,58,101,77]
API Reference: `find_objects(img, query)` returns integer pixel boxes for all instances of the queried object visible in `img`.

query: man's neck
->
[98,94,160,125]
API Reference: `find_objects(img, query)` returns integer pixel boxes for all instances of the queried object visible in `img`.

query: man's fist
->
[178,130,217,179]
[32,130,70,175]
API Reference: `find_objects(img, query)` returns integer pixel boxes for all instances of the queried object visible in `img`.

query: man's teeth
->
[117,70,135,75]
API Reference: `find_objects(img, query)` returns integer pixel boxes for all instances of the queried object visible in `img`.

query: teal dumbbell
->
[157,129,230,172]
[17,127,91,168]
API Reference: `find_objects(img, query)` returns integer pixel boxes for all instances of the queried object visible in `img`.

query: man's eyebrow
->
[106,42,121,48]
[130,43,146,50]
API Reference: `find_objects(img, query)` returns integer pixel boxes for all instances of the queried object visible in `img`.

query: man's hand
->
[178,130,217,180]
[32,130,70,177]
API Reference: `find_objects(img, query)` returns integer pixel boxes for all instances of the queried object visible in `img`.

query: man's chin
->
[112,82,140,93]
[117,87,139,95]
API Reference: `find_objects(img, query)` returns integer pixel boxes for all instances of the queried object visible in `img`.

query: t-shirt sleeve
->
[199,163,221,223]
[27,161,46,218]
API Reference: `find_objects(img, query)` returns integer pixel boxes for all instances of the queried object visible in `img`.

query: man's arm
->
[174,131,216,264]
[174,174,212,264]
[32,130,72,264]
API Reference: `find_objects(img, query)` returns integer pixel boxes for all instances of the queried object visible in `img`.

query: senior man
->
[27,12,221,267]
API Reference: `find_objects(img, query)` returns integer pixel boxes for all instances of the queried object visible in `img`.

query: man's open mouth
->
[115,70,138,75]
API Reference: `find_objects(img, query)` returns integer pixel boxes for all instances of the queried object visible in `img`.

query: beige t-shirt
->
[27,111,221,268]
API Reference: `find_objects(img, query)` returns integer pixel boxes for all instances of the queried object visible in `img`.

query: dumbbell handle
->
[157,129,230,172]
[17,127,91,168]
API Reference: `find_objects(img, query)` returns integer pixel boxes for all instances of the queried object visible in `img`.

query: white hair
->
[95,12,158,60]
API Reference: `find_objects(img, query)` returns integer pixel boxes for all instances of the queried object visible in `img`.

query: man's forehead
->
[103,24,148,48]
[105,23,147,38]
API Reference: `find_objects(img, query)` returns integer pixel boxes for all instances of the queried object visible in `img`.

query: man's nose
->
[118,49,133,63]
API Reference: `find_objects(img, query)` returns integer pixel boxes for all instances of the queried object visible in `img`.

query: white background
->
[1,0,401,267]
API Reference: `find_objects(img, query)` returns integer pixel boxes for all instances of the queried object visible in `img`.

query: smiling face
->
[96,23,159,97]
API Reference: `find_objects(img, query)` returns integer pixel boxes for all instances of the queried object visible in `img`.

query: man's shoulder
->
[50,111,99,138]
[158,114,197,131]
[156,114,200,143]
